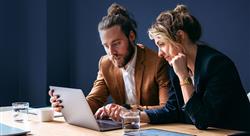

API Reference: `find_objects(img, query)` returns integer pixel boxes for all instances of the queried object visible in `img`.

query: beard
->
[110,41,135,68]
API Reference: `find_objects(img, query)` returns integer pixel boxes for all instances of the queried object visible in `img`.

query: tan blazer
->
[86,44,169,113]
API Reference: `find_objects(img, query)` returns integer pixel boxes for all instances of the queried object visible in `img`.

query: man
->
[49,3,169,118]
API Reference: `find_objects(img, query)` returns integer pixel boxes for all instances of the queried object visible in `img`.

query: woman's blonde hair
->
[148,4,201,43]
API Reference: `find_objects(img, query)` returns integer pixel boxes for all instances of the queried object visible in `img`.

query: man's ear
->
[129,31,136,43]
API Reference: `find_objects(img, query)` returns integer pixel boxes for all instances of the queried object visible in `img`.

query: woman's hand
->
[170,53,195,103]
[170,53,189,79]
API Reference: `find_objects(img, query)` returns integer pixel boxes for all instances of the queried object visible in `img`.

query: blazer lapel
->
[194,45,201,93]
[134,46,145,104]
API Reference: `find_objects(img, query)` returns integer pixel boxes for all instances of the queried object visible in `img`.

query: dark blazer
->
[145,44,250,131]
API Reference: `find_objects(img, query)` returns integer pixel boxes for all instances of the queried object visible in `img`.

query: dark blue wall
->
[0,0,249,107]
[0,1,19,105]
[1,0,47,107]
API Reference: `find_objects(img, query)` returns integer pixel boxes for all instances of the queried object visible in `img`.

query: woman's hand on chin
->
[170,53,189,79]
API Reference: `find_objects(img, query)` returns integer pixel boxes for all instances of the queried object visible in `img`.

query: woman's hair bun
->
[174,4,189,14]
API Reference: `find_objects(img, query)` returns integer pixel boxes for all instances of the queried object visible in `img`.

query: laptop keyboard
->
[97,119,122,128]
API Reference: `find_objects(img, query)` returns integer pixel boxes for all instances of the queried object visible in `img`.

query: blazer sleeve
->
[184,55,241,129]
[156,58,170,106]
[145,58,169,110]
[86,57,109,113]
[145,84,179,124]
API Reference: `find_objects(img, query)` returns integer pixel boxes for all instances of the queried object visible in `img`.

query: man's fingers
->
[50,96,56,103]
[51,100,63,107]
[50,95,60,103]
[109,105,121,121]
[51,101,59,108]
[48,89,54,96]
[95,104,122,120]
[112,107,122,121]
[54,107,62,112]
[100,111,106,119]
[103,106,109,116]
[95,108,103,119]
[114,108,121,118]
[95,106,110,119]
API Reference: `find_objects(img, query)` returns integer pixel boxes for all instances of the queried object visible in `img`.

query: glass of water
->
[12,102,29,122]
[121,109,140,136]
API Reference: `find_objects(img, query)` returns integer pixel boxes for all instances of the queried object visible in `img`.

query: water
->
[122,115,140,136]
[12,103,29,122]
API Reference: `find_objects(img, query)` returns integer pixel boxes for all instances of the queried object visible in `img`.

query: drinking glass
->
[121,109,140,136]
[12,102,29,122]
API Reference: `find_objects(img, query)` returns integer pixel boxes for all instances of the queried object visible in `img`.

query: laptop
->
[0,123,30,136]
[50,86,122,131]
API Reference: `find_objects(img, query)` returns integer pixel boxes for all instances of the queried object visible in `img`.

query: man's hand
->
[95,103,124,122]
[48,89,63,112]
[95,105,109,120]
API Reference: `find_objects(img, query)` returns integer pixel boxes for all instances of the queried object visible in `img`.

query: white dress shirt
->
[121,47,137,105]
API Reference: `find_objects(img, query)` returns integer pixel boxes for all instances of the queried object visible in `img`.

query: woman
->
[140,4,250,131]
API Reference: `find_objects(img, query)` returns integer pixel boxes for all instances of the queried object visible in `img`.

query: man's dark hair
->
[98,3,137,41]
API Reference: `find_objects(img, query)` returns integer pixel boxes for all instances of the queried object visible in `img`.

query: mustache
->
[108,54,120,60]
